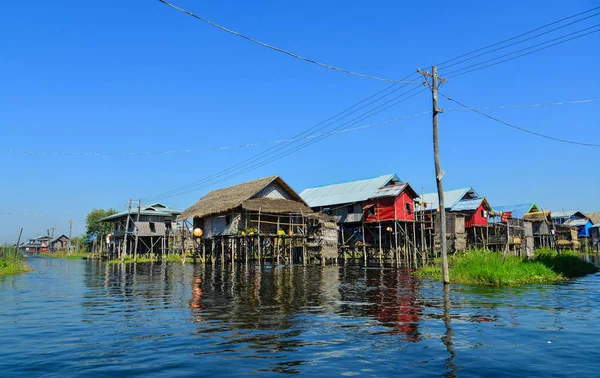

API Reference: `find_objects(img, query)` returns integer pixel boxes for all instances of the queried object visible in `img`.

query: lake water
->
[1,257,599,377]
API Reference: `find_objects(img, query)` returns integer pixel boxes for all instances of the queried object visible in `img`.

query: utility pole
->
[122,199,133,262]
[49,227,56,252]
[133,199,141,262]
[67,220,75,254]
[419,65,449,284]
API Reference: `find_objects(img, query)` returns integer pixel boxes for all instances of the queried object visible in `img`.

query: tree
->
[85,208,118,250]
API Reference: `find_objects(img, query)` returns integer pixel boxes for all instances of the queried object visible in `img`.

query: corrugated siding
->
[255,182,292,200]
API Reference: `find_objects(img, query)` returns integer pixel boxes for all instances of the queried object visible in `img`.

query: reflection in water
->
[3,258,600,376]
[442,284,458,378]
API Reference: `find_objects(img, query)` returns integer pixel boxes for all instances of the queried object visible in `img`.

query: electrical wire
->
[440,93,600,147]
[438,11,600,70]
[445,98,600,111]
[0,112,432,156]
[151,88,427,200]
[442,25,600,78]
[435,6,600,67]
[157,0,419,84]
[145,75,421,200]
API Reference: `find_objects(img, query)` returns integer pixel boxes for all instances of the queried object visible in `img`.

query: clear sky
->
[1,0,599,243]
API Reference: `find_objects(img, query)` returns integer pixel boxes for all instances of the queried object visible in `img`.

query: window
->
[225,215,232,225]
[149,222,156,233]
[406,203,412,215]
[348,205,355,214]
[368,205,376,216]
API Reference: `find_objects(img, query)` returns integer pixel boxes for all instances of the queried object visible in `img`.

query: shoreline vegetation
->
[107,254,185,264]
[47,250,95,260]
[416,248,598,286]
[0,247,32,276]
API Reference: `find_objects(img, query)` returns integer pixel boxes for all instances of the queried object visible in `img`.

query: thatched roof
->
[178,175,310,220]
[586,212,600,225]
[523,210,551,222]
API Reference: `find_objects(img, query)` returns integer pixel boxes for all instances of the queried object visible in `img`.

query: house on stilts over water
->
[177,175,338,265]
[300,174,425,264]
[100,203,181,259]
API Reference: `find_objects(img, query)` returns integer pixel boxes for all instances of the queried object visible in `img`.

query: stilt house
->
[101,203,181,257]
[418,188,490,228]
[180,175,313,237]
[551,210,593,237]
[178,175,337,263]
[51,235,70,251]
[300,174,423,261]
[491,203,540,221]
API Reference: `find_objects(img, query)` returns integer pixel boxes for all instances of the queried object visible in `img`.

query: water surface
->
[1,257,599,377]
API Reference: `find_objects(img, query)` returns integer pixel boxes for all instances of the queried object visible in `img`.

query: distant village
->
[20,174,600,263]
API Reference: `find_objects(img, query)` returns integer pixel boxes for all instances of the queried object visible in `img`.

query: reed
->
[0,247,31,276]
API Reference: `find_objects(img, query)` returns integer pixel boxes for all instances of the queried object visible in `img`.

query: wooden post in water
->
[257,208,262,266]
[362,222,367,265]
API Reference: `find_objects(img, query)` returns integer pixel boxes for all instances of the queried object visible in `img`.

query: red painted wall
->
[464,203,489,227]
[364,191,416,223]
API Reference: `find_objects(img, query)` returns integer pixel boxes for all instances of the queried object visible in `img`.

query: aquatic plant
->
[416,250,562,286]
[47,250,94,260]
[107,254,186,264]
[0,247,31,276]
[417,248,598,286]
[533,248,598,278]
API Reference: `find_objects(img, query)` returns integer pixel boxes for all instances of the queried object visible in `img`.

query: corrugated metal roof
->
[565,218,590,227]
[101,203,182,222]
[333,213,364,224]
[551,210,582,219]
[417,188,479,211]
[492,203,537,219]
[371,183,409,198]
[451,198,483,211]
[300,174,400,207]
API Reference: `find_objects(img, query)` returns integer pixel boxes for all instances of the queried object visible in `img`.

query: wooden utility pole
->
[419,65,449,284]
[67,220,75,254]
[122,199,133,261]
[133,199,141,261]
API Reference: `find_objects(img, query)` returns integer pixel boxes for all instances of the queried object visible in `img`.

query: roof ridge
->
[301,173,396,191]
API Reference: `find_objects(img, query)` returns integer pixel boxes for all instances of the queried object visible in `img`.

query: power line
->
[442,25,600,78]
[5,97,598,157]
[438,11,600,71]
[157,0,419,84]
[445,98,600,111]
[151,88,427,200]
[440,93,600,147]
[435,6,600,67]
[145,77,422,200]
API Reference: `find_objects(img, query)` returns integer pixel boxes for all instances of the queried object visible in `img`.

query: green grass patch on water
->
[47,251,95,260]
[107,254,185,264]
[0,247,31,276]
[416,249,598,286]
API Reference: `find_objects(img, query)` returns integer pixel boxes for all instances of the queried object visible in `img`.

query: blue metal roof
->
[300,174,400,207]
[417,188,479,211]
[451,198,484,211]
[493,203,538,219]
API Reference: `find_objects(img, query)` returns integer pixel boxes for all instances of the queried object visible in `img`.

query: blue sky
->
[1,0,599,243]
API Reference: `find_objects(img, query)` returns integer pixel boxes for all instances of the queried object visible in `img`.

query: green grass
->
[417,250,563,286]
[107,254,185,264]
[47,251,94,260]
[417,249,598,286]
[0,247,31,276]
[534,248,598,278]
